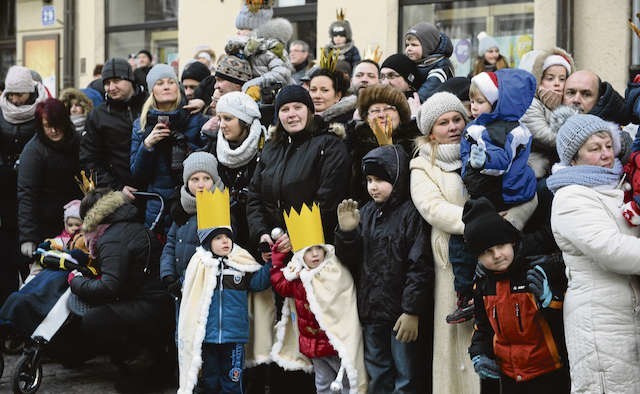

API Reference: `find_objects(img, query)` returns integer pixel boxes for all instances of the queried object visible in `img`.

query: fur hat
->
[417,92,468,135]
[357,84,411,125]
[477,32,499,56]
[146,64,178,91]
[102,58,135,84]
[554,111,621,165]
[256,17,293,44]
[216,92,261,124]
[404,22,441,57]
[329,20,352,41]
[471,72,499,105]
[235,4,273,31]
[4,66,35,93]
[215,55,253,86]
[181,61,211,82]
[274,84,314,115]
[182,151,220,185]
[463,197,520,256]
[64,200,82,222]
[380,54,419,90]
[530,47,575,84]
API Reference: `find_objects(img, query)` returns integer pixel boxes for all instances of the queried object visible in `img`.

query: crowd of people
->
[2,3,640,394]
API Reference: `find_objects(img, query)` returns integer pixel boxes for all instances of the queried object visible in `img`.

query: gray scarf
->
[216,119,264,169]
[546,159,624,194]
[180,186,197,215]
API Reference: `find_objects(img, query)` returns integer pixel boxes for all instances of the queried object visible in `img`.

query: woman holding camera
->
[130,64,207,233]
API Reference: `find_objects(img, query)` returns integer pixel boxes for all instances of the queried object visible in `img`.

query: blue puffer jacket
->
[461,68,537,208]
[159,215,198,283]
[415,32,455,102]
[130,107,207,231]
[204,255,272,344]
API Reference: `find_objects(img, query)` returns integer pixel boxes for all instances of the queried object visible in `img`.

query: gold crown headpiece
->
[75,170,96,196]
[319,47,340,72]
[629,13,640,38]
[364,45,383,64]
[283,203,325,252]
[246,0,273,13]
[336,8,345,21]
[196,187,231,231]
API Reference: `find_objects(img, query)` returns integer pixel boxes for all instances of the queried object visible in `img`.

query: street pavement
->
[0,354,176,393]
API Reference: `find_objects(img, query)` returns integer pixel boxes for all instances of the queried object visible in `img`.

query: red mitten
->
[67,269,83,285]
[270,243,289,269]
[622,199,640,226]
[623,151,640,203]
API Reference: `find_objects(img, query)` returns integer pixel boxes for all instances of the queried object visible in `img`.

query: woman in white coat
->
[549,113,640,394]
[410,92,536,394]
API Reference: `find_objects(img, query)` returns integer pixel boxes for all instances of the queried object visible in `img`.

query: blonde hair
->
[414,135,440,165]
[468,81,486,101]
[140,89,182,129]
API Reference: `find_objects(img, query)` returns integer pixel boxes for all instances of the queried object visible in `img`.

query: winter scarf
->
[177,245,265,394]
[70,114,86,134]
[272,245,367,393]
[0,84,47,124]
[547,159,623,194]
[419,142,462,172]
[216,119,265,169]
[179,186,197,215]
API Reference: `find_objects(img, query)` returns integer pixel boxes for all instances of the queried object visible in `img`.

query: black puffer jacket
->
[590,81,631,126]
[335,145,434,324]
[79,88,147,190]
[247,116,351,244]
[70,193,170,324]
[17,127,82,244]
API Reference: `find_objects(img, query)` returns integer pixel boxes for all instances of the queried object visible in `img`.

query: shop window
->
[0,0,16,80]
[400,0,533,77]
[274,0,317,59]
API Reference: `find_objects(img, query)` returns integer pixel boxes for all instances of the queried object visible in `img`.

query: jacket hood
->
[590,81,630,126]
[362,145,409,208]
[476,68,536,125]
[433,32,454,58]
[256,17,293,44]
[530,47,575,84]
[82,191,133,232]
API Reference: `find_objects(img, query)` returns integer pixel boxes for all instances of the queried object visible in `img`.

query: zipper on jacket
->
[219,258,224,343]
[492,305,501,334]
[515,303,524,332]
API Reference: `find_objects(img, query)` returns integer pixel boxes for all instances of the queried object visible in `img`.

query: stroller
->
[0,192,167,394]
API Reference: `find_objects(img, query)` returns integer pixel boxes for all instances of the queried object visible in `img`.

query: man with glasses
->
[379,54,422,99]
[290,40,313,84]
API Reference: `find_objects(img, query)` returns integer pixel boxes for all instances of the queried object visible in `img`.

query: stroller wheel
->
[12,353,42,394]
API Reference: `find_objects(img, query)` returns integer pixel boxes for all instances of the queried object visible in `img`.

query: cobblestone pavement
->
[0,354,176,393]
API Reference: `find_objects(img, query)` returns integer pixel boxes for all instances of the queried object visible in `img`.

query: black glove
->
[162,275,181,299]
[69,249,89,266]
[37,240,52,251]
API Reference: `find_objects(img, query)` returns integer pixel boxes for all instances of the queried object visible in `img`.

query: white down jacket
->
[551,184,640,394]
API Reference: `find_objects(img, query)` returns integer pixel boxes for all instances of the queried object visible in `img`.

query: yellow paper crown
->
[74,170,96,196]
[196,188,231,231]
[283,203,325,252]
[364,45,383,64]
[319,47,340,72]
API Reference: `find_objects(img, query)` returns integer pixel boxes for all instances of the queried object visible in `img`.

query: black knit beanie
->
[462,197,520,255]
[380,54,419,90]
[181,61,211,83]
[274,85,315,115]
[102,58,135,84]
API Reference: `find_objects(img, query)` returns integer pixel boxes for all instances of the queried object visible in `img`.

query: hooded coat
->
[461,68,537,209]
[247,116,351,244]
[17,123,82,244]
[415,33,455,102]
[335,145,434,325]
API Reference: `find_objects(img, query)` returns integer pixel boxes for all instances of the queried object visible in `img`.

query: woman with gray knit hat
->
[205,91,266,251]
[410,92,536,394]
[130,63,208,233]
[469,32,509,77]
[548,112,640,394]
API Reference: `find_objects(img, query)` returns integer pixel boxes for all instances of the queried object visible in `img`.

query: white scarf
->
[216,119,265,169]
[419,142,462,172]
[0,84,47,124]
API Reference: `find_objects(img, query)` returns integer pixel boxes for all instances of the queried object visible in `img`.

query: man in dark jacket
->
[80,58,147,198]
[563,70,631,125]
[335,145,434,394]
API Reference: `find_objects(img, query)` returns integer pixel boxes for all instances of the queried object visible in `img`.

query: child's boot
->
[446,292,474,324]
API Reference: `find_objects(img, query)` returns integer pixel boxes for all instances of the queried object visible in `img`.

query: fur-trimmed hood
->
[531,47,575,84]
[82,191,129,232]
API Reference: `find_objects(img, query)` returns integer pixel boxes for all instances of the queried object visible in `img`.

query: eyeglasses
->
[380,72,401,81]
[368,105,397,116]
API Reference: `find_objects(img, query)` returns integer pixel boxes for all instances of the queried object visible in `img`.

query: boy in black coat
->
[335,145,434,394]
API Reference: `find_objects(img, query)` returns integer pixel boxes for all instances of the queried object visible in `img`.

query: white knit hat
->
[216,91,261,124]
[471,72,499,105]
[417,92,469,135]
[4,66,35,93]
[477,32,499,56]
[64,200,82,221]
[542,54,572,75]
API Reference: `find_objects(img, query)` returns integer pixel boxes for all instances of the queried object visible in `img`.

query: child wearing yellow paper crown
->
[270,203,367,394]
[177,187,272,394]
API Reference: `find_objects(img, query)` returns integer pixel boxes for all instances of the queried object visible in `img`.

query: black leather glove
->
[162,275,181,299]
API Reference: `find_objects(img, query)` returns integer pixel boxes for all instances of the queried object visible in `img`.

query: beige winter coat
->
[552,184,640,394]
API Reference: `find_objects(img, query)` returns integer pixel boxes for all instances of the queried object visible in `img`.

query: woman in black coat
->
[247,85,351,250]
[17,98,82,256]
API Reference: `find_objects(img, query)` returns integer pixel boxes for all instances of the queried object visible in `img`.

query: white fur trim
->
[471,72,499,105]
[543,55,571,75]
[270,298,314,372]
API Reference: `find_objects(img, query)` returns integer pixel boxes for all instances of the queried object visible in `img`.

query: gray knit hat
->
[102,58,135,84]
[182,151,221,185]
[417,92,469,135]
[235,5,273,31]
[4,66,35,93]
[477,32,499,56]
[215,55,253,86]
[404,22,441,57]
[555,113,621,165]
[216,92,261,124]
[146,64,178,91]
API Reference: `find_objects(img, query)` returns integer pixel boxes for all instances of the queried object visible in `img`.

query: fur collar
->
[82,191,127,232]
[531,47,575,83]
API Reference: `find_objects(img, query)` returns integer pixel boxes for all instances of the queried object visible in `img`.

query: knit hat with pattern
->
[215,55,252,86]
[102,58,135,84]
[416,92,468,135]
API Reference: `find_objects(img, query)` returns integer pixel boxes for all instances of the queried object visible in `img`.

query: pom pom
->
[549,105,580,136]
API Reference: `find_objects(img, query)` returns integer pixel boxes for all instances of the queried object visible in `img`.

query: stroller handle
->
[130,191,165,232]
